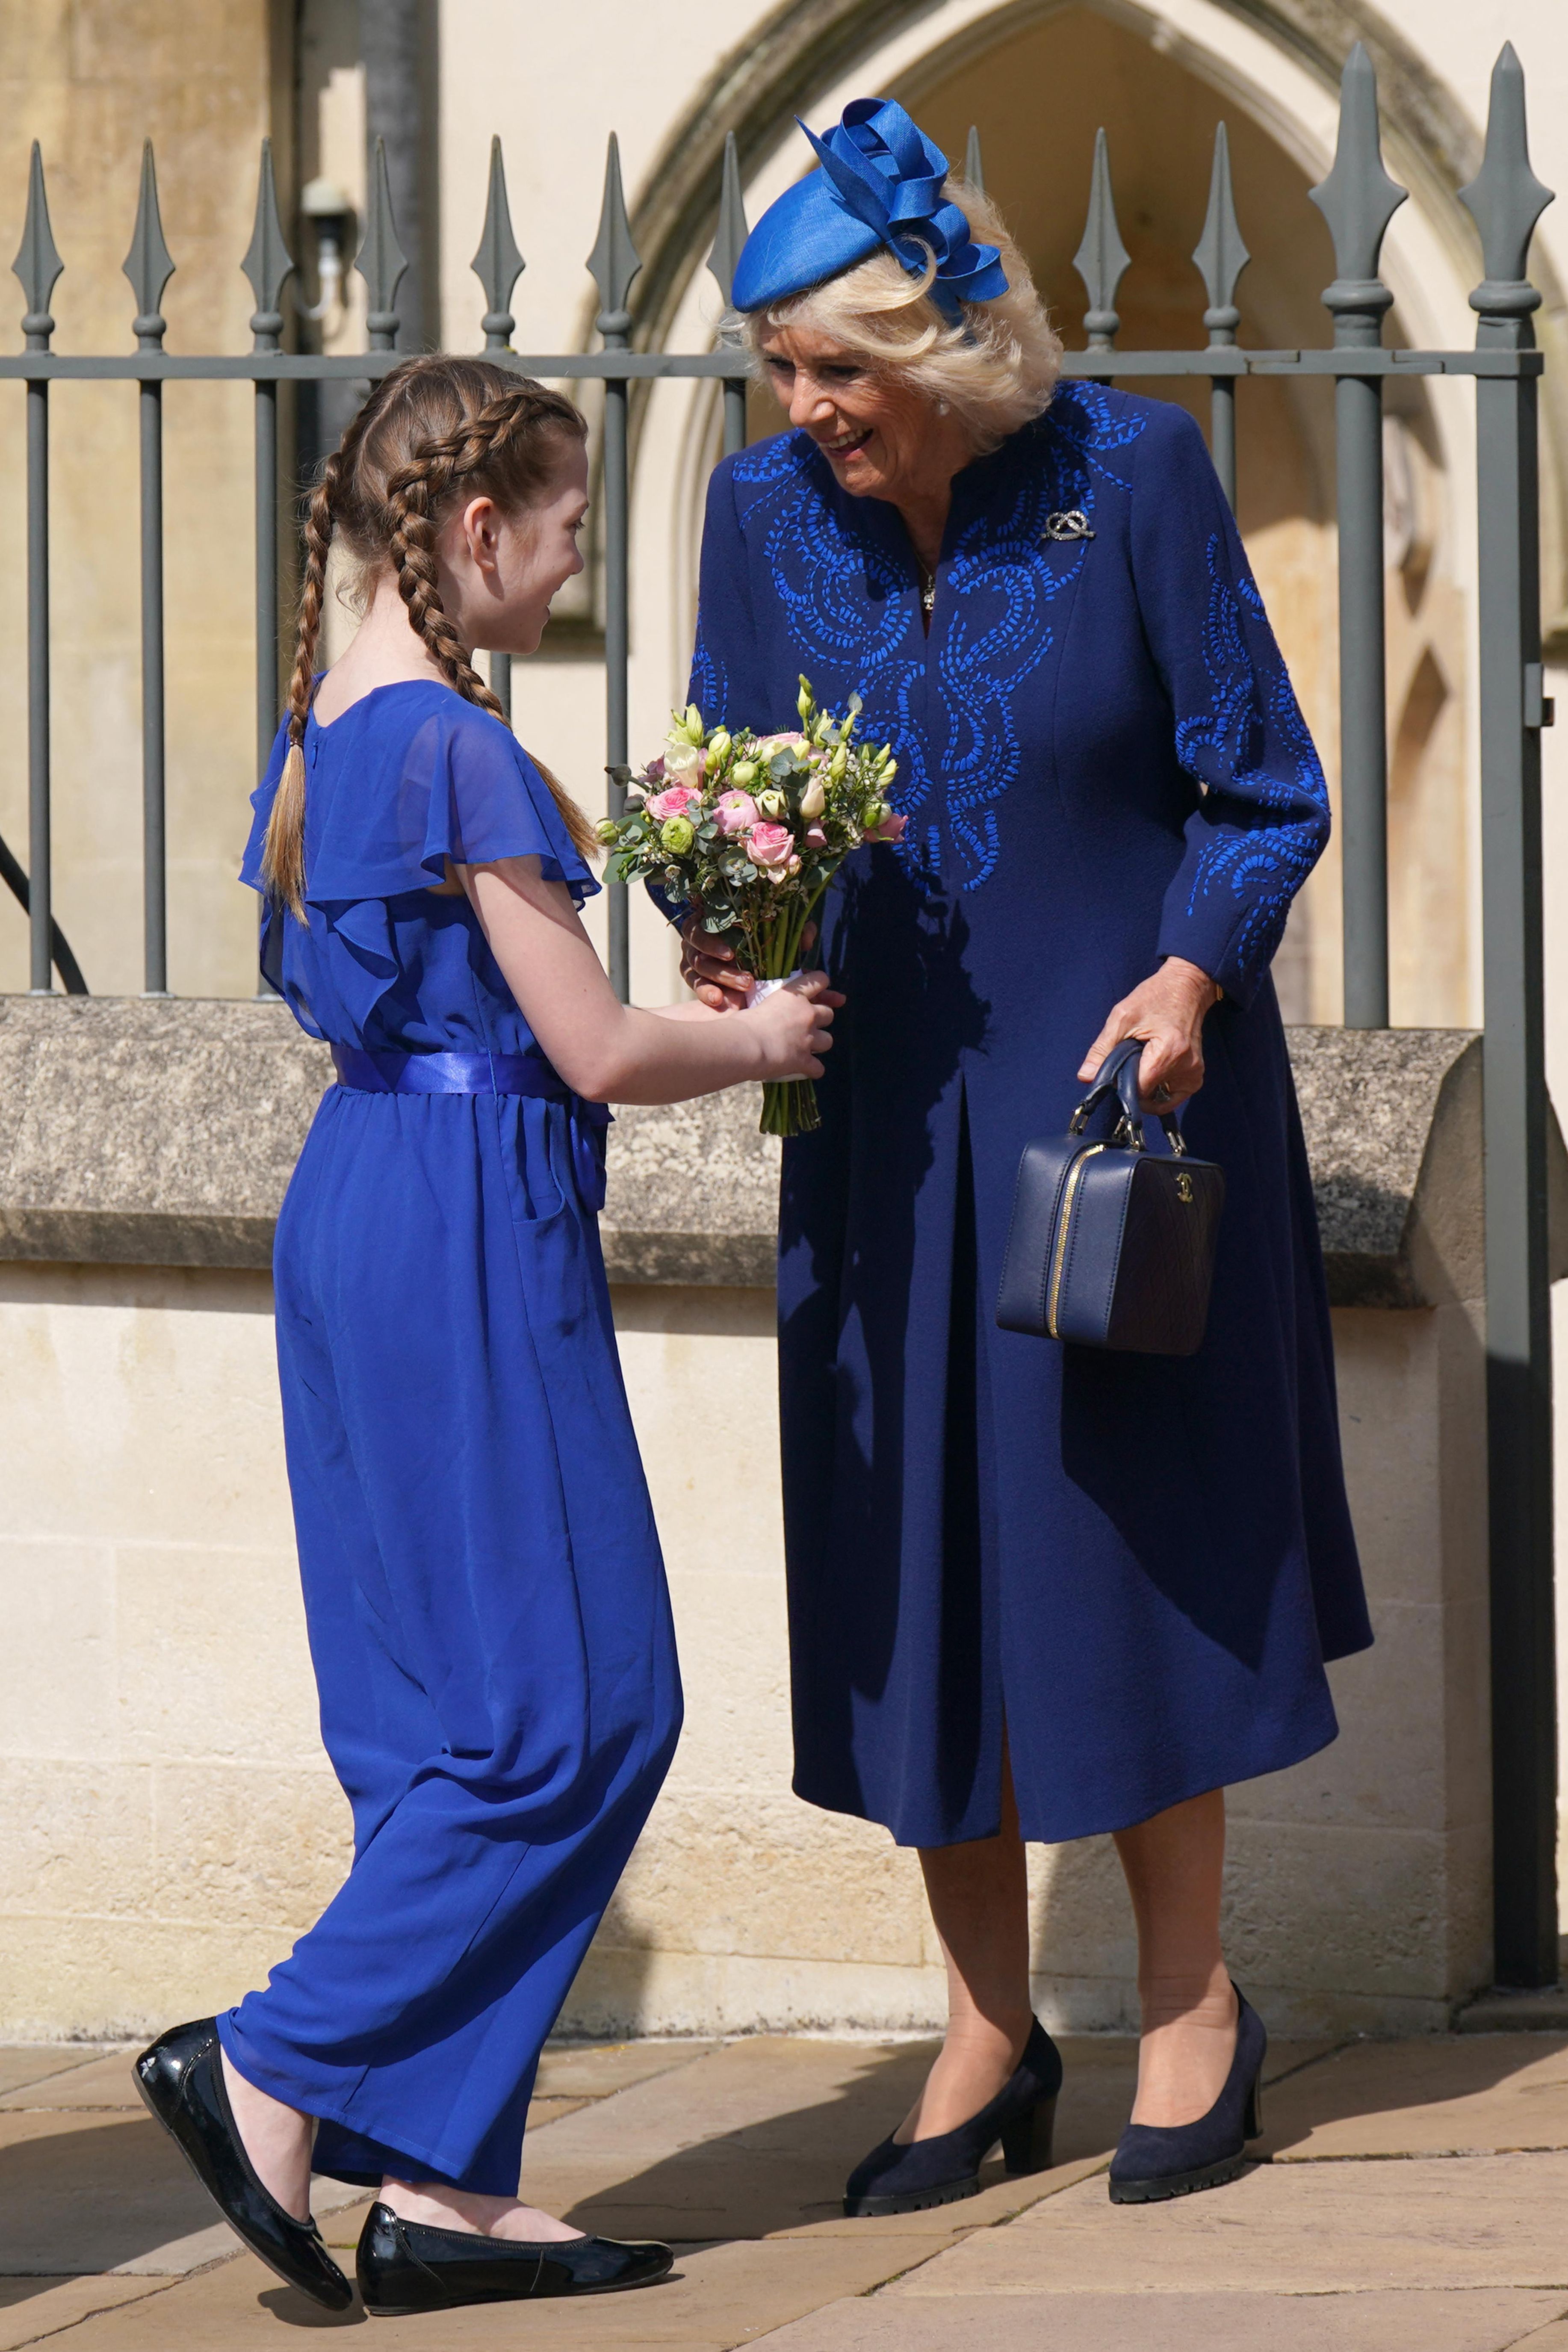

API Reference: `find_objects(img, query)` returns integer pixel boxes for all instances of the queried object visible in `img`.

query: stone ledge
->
[0,996,1558,1303]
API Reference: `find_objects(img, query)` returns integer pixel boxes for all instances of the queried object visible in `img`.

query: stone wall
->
[0,1001,1547,2038]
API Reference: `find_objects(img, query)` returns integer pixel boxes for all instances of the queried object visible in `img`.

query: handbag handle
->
[1069,1035,1186,1154]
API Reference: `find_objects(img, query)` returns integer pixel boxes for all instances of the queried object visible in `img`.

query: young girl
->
[134,355,836,2319]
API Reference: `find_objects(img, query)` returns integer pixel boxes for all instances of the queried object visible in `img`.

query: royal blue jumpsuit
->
[225,680,681,2195]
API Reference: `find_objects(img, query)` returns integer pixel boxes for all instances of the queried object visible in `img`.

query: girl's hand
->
[680,913,819,1009]
[748,971,838,1081]
[1078,957,1220,1113]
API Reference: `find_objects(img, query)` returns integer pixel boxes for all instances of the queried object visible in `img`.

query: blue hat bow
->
[730,99,1009,320]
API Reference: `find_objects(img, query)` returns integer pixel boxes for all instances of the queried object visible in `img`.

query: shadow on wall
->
[558,1887,661,2039]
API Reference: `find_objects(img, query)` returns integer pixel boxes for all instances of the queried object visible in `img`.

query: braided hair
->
[262,355,595,920]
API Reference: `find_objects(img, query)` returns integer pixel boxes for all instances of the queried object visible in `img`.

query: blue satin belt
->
[330,1045,611,1212]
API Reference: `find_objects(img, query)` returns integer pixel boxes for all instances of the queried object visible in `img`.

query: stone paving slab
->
[880,2151,1568,2296]
[752,2288,1568,2352]
[1262,2033,1568,2158]
[0,2051,117,2102]
[0,2281,165,2352]
[20,2234,963,2347]
[0,2057,144,2114]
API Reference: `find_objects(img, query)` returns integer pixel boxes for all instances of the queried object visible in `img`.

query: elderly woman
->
[681,99,1370,2213]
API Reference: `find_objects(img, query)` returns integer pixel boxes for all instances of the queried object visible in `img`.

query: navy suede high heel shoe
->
[843,2018,1063,2217]
[1107,1983,1266,2204]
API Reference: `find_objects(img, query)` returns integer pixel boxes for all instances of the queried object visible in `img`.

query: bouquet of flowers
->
[599,676,903,1136]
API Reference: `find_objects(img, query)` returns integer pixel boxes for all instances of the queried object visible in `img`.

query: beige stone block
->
[0,2108,221,2275]
[1335,1307,1445,1605]
[0,1760,153,1918]
[612,1288,785,1579]
[1228,1599,1450,1832]
[610,1787,927,1968]
[759,2290,1568,2352]
[661,1565,794,1788]
[561,1944,948,2041]
[886,2152,1568,2296]
[147,1764,350,1932]
[0,1268,290,1550]
[115,1544,323,1767]
[0,1541,118,1761]
[1262,2032,1568,2160]
[0,1914,302,2043]
[1222,1817,1450,1998]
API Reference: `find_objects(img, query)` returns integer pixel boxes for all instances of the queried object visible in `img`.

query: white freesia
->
[663,739,706,787]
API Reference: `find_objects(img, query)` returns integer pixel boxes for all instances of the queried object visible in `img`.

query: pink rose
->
[715,790,759,836]
[803,822,827,849]
[646,784,702,821]
[865,808,907,843]
[746,821,795,871]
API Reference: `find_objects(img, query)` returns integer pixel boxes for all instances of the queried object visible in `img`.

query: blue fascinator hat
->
[731,98,1008,322]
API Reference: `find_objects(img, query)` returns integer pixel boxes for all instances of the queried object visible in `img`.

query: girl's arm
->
[461,856,836,1107]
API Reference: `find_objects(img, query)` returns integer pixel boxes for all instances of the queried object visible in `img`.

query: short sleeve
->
[418,709,599,905]
[241,690,599,911]
[1132,404,1331,1007]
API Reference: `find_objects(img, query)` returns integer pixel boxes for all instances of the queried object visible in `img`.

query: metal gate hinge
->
[1525,663,1556,729]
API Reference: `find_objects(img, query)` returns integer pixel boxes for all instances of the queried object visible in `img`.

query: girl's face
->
[447,436,590,656]
[756,322,948,507]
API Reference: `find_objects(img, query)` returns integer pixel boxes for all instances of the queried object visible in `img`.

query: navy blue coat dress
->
[689,382,1371,1850]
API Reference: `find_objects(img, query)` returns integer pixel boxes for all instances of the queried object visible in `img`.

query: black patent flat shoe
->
[1107,1983,1267,2204]
[844,2017,1063,2217]
[133,2018,353,2312]
[356,2201,674,2316]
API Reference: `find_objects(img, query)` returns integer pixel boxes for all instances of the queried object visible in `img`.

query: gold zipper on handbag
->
[1047,1143,1108,1338]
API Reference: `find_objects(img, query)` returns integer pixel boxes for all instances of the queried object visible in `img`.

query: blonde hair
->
[744,180,1061,452]
[262,354,597,922]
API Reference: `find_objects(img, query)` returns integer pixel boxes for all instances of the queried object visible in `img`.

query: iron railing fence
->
[0,43,1557,1983]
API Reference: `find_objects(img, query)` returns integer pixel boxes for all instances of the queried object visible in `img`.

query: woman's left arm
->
[1081,403,1332,1106]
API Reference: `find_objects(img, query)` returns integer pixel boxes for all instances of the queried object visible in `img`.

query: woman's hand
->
[680,913,820,1009]
[748,972,838,1081]
[1078,958,1221,1112]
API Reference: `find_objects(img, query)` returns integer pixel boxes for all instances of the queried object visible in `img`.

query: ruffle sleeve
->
[239,688,598,1040]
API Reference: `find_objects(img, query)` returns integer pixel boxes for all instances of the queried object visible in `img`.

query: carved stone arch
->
[610,0,1565,639]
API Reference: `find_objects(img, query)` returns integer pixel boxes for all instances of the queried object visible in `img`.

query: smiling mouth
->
[818,427,873,458]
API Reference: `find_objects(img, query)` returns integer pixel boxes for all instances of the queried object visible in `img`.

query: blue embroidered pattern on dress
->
[695,385,1147,892]
[1175,535,1330,976]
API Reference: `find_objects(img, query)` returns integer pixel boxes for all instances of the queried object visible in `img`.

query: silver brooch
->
[1043,509,1094,542]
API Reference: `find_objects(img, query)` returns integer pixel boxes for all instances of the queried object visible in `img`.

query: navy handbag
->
[995,1037,1225,1355]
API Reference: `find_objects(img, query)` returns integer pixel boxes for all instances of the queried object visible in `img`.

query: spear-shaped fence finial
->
[242,138,294,355]
[1073,129,1130,351]
[1193,121,1249,343]
[123,139,174,350]
[707,133,749,313]
[965,126,985,196]
[358,136,408,352]
[588,132,641,347]
[1309,42,1406,345]
[13,143,62,350]
[472,136,524,351]
[1460,43,1553,336]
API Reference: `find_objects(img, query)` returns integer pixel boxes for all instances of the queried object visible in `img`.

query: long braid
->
[260,359,597,918]
[384,389,600,860]
[260,393,387,919]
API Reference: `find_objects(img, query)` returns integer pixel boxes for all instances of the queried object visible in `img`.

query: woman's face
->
[756,322,957,507]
